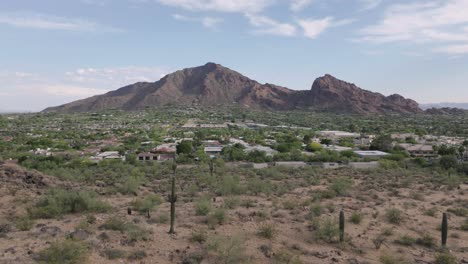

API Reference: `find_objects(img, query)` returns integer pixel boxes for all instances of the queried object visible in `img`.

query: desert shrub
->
[461,218,468,231]
[36,240,89,264]
[434,253,457,264]
[156,214,168,224]
[103,249,126,260]
[100,216,127,232]
[127,250,147,261]
[350,212,363,224]
[447,207,468,217]
[309,203,323,218]
[258,223,277,240]
[416,234,436,248]
[15,216,34,231]
[29,189,111,219]
[126,224,150,241]
[212,209,227,225]
[119,176,142,195]
[380,228,394,237]
[273,248,303,264]
[424,207,438,217]
[315,219,339,243]
[247,177,272,196]
[131,194,163,213]
[190,229,208,244]
[379,253,413,264]
[100,216,149,241]
[217,175,244,196]
[282,199,299,210]
[395,235,416,246]
[223,196,240,209]
[385,208,403,224]
[0,224,11,237]
[240,198,257,208]
[205,235,249,264]
[328,177,353,196]
[195,197,212,216]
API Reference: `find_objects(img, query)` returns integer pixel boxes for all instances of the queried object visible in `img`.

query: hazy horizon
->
[2,0,468,111]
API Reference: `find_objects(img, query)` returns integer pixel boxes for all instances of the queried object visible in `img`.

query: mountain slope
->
[297,74,421,114]
[43,63,422,114]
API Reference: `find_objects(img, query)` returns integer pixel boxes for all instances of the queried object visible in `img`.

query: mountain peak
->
[43,64,423,115]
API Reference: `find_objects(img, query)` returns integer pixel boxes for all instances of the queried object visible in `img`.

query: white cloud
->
[158,0,274,13]
[246,14,297,37]
[297,17,353,39]
[290,0,314,12]
[0,12,123,32]
[172,13,223,29]
[65,66,169,87]
[0,66,170,111]
[359,0,468,54]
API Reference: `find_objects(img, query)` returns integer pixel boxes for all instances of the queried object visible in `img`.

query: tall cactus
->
[209,159,214,177]
[441,212,448,247]
[339,210,345,242]
[168,162,177,234]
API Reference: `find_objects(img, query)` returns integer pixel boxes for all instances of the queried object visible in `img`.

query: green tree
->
[176,140,193,155]
[307,142,323,152]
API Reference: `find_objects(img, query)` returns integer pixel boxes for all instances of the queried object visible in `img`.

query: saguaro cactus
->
[209,159,214,177]
[339,210,345,242]
[441,212,448,247]
[168,162,177,234]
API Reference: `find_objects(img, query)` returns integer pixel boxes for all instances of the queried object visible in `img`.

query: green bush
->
[127,250,147,261]
[206,235,249,264]
[379,254,413,264]
[328,177,353,196]
[119,176,142,195]
[36,240,89,264]
[131,194,163,213]
[315,219,339,243]
[100,216,127,232]
[416,234,436,248]
[190,229,208,244]
[395,235,416,246]
[385,208,403,224]
[350,212,363,224]
[15,216,34,231]
[258,223,277,240]
[195,197,212,216]
[461,218,468,231]
[29,189,111,219]
[223,197,240,209]
[434,253,457,264]
[103,249,126,260]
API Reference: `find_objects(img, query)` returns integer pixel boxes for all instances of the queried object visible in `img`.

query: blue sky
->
[1,0,468,111]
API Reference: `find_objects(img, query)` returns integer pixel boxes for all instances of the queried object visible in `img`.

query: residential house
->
[399,144,437,158]
[204,146,223,158]
[353,150,389,159]
[91,151,125,162]
[137,152,159,161]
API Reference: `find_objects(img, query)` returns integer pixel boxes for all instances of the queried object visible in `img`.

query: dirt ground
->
[1,164,467,264]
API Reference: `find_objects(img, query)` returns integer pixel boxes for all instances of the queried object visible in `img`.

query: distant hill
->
[43,62,422,115]
[421,102,468,110]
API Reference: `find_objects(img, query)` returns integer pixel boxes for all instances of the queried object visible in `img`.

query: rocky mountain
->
[43,63,422,115]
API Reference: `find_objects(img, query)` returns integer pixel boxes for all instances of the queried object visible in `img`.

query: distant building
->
[353,150,389,159]
[274,161,307,168]
[154,143,177,154]
[323,145,353,152]
[317,131,360,139]
[91,151,125,162]
[204,146,223,158]
[137,152,159,161]
[399,144,437,158]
